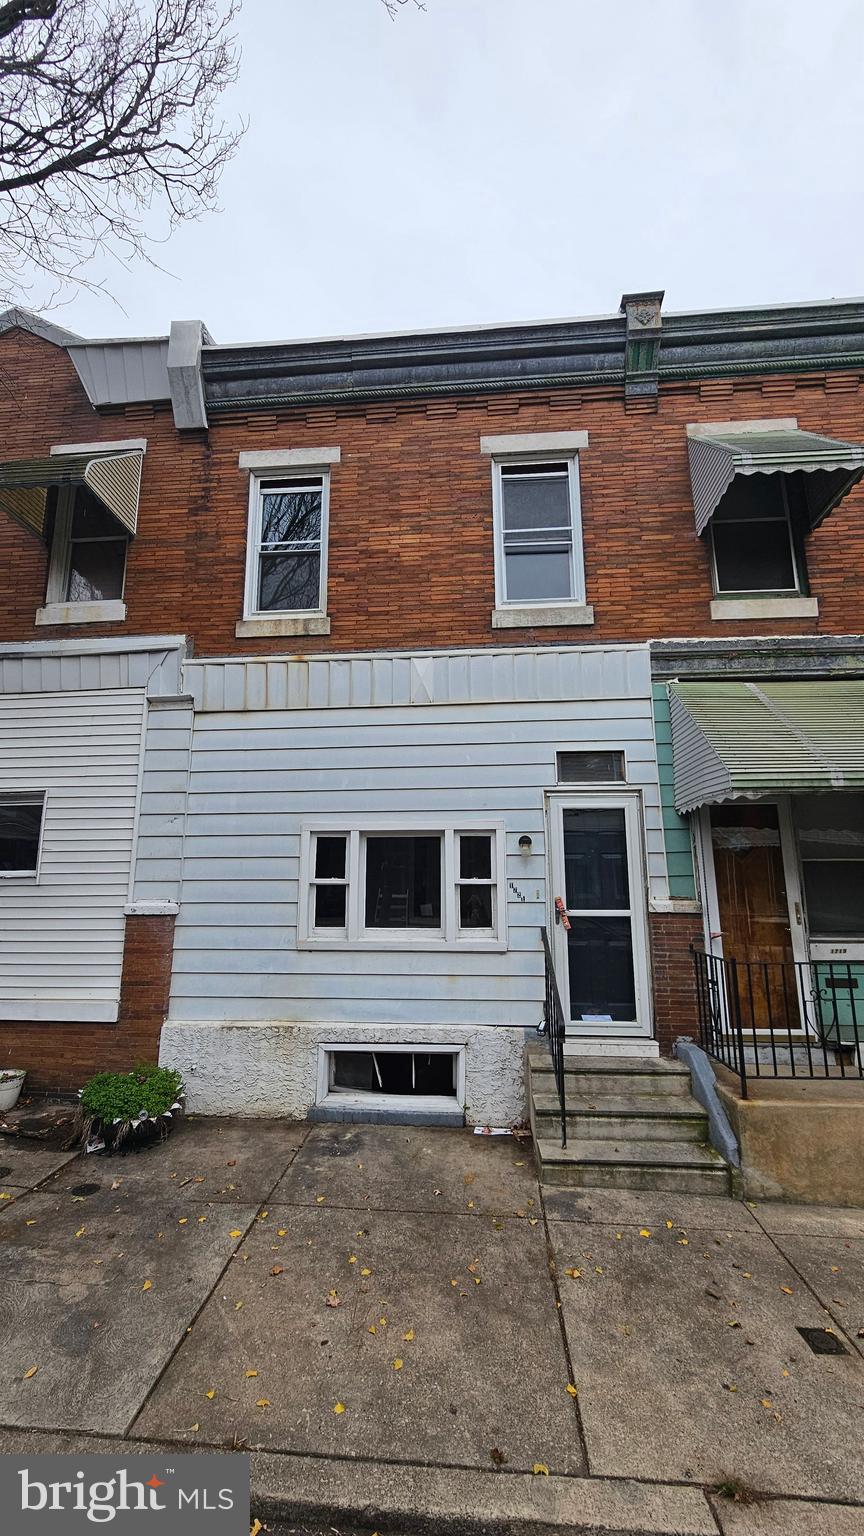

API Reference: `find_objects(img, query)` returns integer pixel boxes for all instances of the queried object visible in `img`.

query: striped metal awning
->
[687,426,864,535]
[668,680,864,813]
[0,449,143,538]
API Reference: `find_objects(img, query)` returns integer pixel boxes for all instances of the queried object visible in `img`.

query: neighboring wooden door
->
[710,803,797,1030]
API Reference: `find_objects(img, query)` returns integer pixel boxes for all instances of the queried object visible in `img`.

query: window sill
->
[709,595,819,620]
[35,599,126,627]
[299,937,507,953]
[491,603,594,629]
[235,613,331,638]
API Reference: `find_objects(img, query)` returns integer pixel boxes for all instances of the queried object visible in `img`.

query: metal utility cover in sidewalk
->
[667,679,864,812]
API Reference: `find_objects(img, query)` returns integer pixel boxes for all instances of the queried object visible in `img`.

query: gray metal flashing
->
[167,320,209,430]
[0,307,81,346]
[67,336,171,409]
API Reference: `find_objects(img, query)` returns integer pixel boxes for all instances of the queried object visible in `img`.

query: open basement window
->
[318,1045,464,1109]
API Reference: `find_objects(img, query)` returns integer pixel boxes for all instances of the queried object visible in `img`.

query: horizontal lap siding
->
[0,689,145,1018]
[170,697,665,1027]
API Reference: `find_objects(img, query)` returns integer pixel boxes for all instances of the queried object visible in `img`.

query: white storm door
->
[548,794,652,1037]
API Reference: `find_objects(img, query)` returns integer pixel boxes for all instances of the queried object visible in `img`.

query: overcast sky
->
[35,0,864,343]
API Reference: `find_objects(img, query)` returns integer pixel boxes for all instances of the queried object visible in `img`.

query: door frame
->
[546,789,653,1039]
[694,796,808,966]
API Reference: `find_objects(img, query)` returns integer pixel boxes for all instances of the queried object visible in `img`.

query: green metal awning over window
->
[668,680,864,813]
[0,449,143,538]
[687,426,864,535]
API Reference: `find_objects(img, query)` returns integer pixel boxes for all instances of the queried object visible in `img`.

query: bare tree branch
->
[0,0,243,303]
[380,0,426,19]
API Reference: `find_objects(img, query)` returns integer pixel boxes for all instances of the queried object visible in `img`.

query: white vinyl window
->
[299,821,507,949]
[492,456,585,607]
[244,471,329,617]
[0,792,46,879]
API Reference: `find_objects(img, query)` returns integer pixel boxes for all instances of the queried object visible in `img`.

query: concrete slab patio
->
[0,1117,863,1535]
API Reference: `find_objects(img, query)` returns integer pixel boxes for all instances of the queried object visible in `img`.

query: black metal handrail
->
[691,947,864,1098]
[539,926,567,1146]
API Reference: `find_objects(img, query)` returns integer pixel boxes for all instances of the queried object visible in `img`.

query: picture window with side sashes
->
[247,473,328,615]
[493,457,585,606]
[300,824,505,947]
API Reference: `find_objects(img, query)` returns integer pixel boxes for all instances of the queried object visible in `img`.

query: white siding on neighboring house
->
[0,688,146,1021]
[161,643,665,1121]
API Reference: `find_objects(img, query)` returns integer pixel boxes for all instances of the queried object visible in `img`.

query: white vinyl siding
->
[0,688,146,1021]
[169,646,665,1031]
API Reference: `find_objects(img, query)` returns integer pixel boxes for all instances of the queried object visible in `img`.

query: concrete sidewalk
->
[0,1117,862,1534]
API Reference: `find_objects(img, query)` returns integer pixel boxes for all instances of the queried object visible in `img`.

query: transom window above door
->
[299,822,506,949]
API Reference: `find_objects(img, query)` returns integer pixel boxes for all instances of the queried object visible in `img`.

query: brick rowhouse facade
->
[2,330,864,655]
[1,298,864,1092]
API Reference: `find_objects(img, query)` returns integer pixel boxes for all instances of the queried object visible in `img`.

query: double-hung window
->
[46,485,128,606]
[300,822,506,948]
[483,432,590,625]
[710,474,804,596]
[248,474,328,615]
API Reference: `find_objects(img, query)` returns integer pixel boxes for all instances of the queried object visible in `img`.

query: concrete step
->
[532,1091,708,1143]
[528,1053,692,1098]
[535,1136,732,1195]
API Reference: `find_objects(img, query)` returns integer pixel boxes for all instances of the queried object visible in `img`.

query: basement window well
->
[316,1044,465,1111]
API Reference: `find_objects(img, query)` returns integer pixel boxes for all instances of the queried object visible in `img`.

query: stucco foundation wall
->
[159,1019,528,1125]
[716,1078,864,1207]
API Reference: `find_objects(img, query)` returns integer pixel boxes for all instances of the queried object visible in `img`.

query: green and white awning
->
[668,680,864,813]
[687,426,864,535]
[0,449,143,538]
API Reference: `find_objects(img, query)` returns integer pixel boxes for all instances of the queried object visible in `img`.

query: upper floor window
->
[245,472,329,616]
[47,485,128,606]
[493,457,585,607]
[710,475,804,596]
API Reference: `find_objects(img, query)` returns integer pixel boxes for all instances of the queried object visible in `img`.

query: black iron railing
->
[691,947,864,1098]
[538,926,567,1146]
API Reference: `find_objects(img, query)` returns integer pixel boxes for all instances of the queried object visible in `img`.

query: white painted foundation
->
[159,1019,528,1125]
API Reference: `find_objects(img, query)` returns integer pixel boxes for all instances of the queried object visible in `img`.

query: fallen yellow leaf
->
[760,1398,773,1409]
[205,1389,216,1400]
[532,1463,549,1476]
[189,1423,200,1432]
[277,1228,287,1237]
[270,1265,284,1276]
[780,1286,794,1295]
[393,1356,404,1370]
[348,1255,357,1264]
[403,1329,415,1342]
[250,1520,262,1536]
[22,1365,38,1380]
[178,1218,188,1225]
[566,1383,578,1398]
[333,1401,346,1414]
[75,1227,86,1239]
[255,1399,270,1408]
[564,1268,582,1279]
[368,1325,377,1335]
[316,1196,326,1204]
[361,1267,372,1277]
[0,1192,11,1201]
[25,1219,36,1227]
[229,1230,243,1239]
[235,1301,244,1310]
[639,1229,651,1239]
[142,1279,153,1292]
[665,1220,674,1229]
[245,1369,258,1378]
[198,1215,207,1224]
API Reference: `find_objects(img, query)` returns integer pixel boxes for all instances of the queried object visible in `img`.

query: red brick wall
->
[649,910,704,1056]
[1,328,864,656]
[0,916,175,1096]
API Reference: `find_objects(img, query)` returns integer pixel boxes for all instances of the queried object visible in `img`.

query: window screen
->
[500,461,574,602]
[794,794,864,938]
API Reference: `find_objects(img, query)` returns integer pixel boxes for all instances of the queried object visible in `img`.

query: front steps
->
[527,1046,734,1195]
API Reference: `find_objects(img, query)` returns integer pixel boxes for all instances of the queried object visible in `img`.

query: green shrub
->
[80,1063,184,1125]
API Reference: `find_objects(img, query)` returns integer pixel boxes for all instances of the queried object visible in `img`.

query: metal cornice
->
[203,366,628,413]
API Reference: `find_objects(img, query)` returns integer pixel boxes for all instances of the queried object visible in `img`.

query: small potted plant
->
[68,1062,185,1155]
[0,1068,26,1112]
